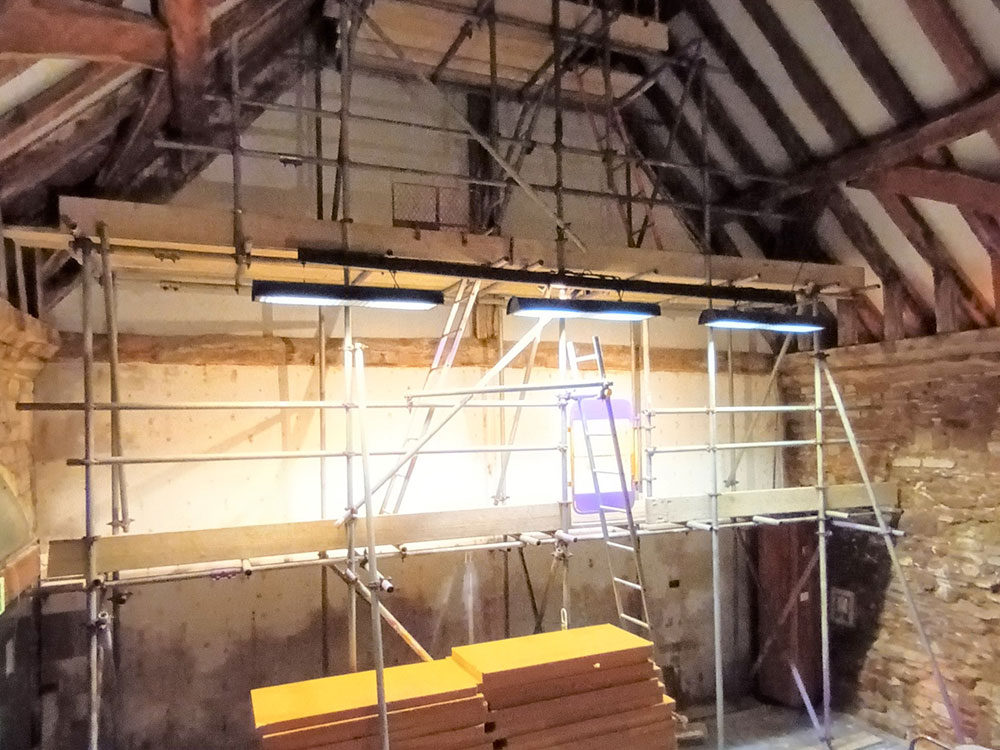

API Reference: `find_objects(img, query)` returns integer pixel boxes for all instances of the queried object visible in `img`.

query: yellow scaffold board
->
[251,658,479,734]
[451,624,653,690]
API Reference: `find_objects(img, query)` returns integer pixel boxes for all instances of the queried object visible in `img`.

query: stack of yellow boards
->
[251,658,491,750]
[452,624,675,750]
[250,624,674,750]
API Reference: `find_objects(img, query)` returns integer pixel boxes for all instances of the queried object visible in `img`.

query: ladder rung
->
[599,504,626,512]
[574,354,599,362]
[607,541,636,552]
[613,577,643,591]
[620,613,651,629]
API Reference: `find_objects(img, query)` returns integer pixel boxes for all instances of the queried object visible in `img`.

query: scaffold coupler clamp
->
[553,539,571,563]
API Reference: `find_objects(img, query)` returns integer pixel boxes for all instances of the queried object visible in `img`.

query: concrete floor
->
[698,703,907,750]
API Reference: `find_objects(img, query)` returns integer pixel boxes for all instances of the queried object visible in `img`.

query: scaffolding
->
[8,2,965,750]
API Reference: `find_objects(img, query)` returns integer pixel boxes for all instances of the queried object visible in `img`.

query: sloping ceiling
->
[645,0,1000,341]
[4,0,1000,344]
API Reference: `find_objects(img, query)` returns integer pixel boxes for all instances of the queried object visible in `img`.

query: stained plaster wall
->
[28,278,783,750]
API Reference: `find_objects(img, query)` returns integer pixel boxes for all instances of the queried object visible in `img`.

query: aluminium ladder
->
[379,278,482,514]
[567,337,653,635]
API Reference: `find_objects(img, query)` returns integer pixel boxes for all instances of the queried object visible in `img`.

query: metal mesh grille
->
[392,182,468,231]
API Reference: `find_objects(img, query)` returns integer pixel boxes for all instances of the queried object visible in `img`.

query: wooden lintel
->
[40,197,864,290]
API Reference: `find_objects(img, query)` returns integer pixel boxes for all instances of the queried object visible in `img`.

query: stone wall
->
[779,329,1000,747]
[0,298,59,527]
[0,299,58,750]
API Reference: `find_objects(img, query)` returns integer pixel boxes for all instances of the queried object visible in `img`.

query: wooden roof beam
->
[95,73,172,193]
[854,165,1000,217]
[826,191,932,336]
[0,0,167,69]
[0,63,138,165]
[734,85,1000,209]
[0,77,144,203]
[683,2,925,338]
[734,0,993,330]
[901,0,1000,309]
[811,0,980,334]
[877,192,989,331]
[630,53,881,342]
[158,0,211,136]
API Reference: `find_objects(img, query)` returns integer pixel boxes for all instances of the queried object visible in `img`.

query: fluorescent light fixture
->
[507,296,660,321]
[698,307,825,334]
[251,281,444,310]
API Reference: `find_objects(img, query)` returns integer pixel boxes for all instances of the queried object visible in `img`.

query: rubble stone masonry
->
[0,298,59,526]
[779,329,1000,746]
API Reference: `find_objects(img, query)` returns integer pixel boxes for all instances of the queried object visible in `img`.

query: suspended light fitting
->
[698,307,825,334]
[251,280,444,310]
[507,296,661,321]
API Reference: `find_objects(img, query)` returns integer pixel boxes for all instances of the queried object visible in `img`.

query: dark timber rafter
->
[812,0,996,332]
[736,0,992,332]
[895,0,1000,312]
[681,1,929,339]
[0,0,167,68]
[817,0,1000,315]
[158,0,211,136]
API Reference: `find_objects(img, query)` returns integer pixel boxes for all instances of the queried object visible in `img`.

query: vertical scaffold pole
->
[354,347,390,750]
[558,318,571,622]
[229,34,246,273]
[642,320,653,497]
[699,53,725,750]
[339,0,358,673]
[344,300,357,672]
[97,223,128,536]
[319,308,332,675]
[707,326,724,750]
[812,297,832,742]
[81,238,101,750]
[551,0,566,271]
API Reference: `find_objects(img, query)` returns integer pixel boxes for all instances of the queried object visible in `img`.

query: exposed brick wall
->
[779,330,1000,746]
[0,299,59,526]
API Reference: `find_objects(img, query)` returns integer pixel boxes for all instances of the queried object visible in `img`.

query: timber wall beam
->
[10,197,864,291]
[45,483,895,580]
